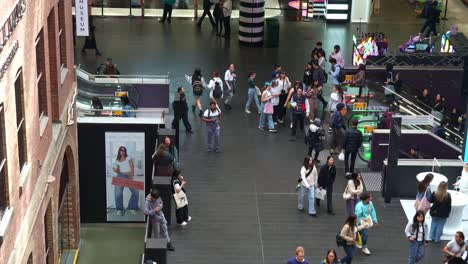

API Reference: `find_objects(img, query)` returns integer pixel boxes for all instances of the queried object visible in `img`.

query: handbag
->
[263,102,274,114]
[336,234,346,247]
[315,187,326,200]
[343,185,352,200]
[359,205,374,229]
[338,151,345,161]
[356,231,363,247]
[173,190,188,209]
[414,188,431,212]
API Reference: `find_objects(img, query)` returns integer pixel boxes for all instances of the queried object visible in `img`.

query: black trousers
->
[223,16,231,36]
[273,105,284,121]
[215,15,223,35]
[307,147,320,160]
[317,93,327,106]
[344,151,358,173]
[175,205,189,224]
[316,184,333,213]
[199,9,216,26]
[162,4,173,22]
[172,111,192,131]
[291,112,305,136]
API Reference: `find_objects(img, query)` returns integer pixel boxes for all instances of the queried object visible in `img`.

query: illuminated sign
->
[0,41,20,81]
[0,0,26,55]
[75,0,89,36]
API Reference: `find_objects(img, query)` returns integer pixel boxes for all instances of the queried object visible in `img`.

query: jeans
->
[161,4,173,22]
[408,240,425,264]
[114,173,139,211]
[341,244,355,264]
[259,104,275,129]
[245,88,260,112]
[291,112,305,136]
[360,228,369,247]
[150,218,170,243]
[344,151,358,173]
[298,185,316,214]
[175,205,189,224]
[207,124,220,151]
[429,216,447,242]
[224,80,235,104]
[346,198,359,216]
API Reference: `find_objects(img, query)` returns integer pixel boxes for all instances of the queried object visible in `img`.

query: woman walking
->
[320,249,339,264]
[113,146,139,216]
[284,81,301,128]
[258,82,278,133]
[343,172,363,216]
[172,170,191,225]
[305,118,324,162]
[355,192,378,255]
[352,64,366,98]
[317,156,336,215]
[340,215,357,264]
[297,157,318,217]
[405,210,429,264]
[152,143,175,176]
[185,68,208,117]
[245,72,261,114]
[414,173,433,213]
[329,102,346,155]
[443,232,466,263]
[429,181,452,243]
[276,71,291,124]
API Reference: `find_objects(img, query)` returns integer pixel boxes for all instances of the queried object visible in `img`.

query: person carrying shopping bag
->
[355,192,378,255]
[297,156,318,217]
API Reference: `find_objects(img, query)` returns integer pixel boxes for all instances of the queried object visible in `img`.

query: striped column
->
[238,0,265,46]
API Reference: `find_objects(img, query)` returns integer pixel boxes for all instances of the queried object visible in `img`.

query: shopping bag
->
[356,231,363,247]
[315,187,326,200]
[173,190,188,209]
[338,151,345,161]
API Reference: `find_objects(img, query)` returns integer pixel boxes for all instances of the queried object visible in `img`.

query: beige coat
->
[340,224,356,245]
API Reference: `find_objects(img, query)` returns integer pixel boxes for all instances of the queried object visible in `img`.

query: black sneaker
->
[185,130,193,134]
[167,243,175,251]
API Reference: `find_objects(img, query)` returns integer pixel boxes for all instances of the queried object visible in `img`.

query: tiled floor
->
[75,2,468,263]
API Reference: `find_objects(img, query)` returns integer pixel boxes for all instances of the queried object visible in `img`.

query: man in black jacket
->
[343,119,363,173]
[197,0,216,28]
[419,0,440,37]
[171,87,193,133]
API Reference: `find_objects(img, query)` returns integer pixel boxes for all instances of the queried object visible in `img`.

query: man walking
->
[224,64,236,110]
[202,101,222,152]
[171,87,193,133]
[222,0,232,38]
[160,0,175,24]
[343,119,363,173]
[144,190,175,251]
[197,0,216,27]
[289,88,310,141]
[419,0,440,37]
[312,61,328,109]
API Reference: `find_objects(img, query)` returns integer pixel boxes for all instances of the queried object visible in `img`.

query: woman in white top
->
[443,231,466,262]
[454,163,468,192]
[276,71,291,124]
[405,210,429,264]
[297,156,318,216]
[344,172,364,216]
[224,64,236,109]
[113,146,139,216]
[317,50,326,71]
[207,71,224,102]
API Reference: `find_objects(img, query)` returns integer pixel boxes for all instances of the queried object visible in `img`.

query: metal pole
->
[442,0,448,20]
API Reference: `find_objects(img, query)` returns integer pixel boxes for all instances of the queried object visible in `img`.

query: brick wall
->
[0,0,79,262]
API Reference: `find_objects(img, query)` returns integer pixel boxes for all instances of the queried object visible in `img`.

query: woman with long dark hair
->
[185,68,207,117]
[164,136,179,169]
[340,215,357,264]
[317,156,337,215]
[405,210,429,264]
[414,173,433,212]
[112,146,139,216]
[297,156,318,216]
[443,231,466,262]
[171,170,191,225]
[284,81,302,128]
[320,249,339,264]
[429,182,451,242]
[343,172,363,216]
[152,143,174,176]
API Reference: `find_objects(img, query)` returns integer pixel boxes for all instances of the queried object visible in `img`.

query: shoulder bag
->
[315,187,327,200]
[343,185,352,200]
[173,190,188,209]
[415,188,431,213]
[359,204,374,229]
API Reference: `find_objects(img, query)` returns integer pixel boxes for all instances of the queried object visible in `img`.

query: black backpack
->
[337,66,346,83]
[212,80,222,99]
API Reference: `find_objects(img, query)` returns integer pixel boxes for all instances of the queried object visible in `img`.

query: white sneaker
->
[245,109,251,114]
[290,122,293,128]
[187,216,192,222]
[362,248,371,255]
[128,209,137,215]
[116,210,123,216]
[355,243,362,249]
[179,221,188,226]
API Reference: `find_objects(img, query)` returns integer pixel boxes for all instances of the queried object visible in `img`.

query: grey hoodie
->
[144,194,166,224]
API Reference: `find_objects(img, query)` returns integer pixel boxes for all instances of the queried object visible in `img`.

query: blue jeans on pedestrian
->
[359,228,369,247]
[207,124,220,151]
[341,244,355,264]
[245,88,260,112]
[408,240,425,264]
[114,173,139,211]
[346,198,359,216]
[429,216,447,242]
[259,103,275,129]
[297,185,316,214]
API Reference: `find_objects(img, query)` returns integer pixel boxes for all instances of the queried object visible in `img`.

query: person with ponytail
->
[443,232,466,263]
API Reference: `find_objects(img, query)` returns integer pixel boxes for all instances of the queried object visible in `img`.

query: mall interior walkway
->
[75,1,468,263]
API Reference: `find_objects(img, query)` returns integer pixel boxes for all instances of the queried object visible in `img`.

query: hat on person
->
[264,81,271,86]
[336,103,345,111]
[312,118,321,126]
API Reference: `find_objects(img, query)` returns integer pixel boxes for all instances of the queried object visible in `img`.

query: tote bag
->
[173,190,188,209]
[414,188,431,212]
[263,102,274,114]
[315,187,327,200]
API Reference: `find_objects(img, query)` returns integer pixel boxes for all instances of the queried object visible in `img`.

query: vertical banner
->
[105,132,146,222]
[384,117,402,203]
[75,0,89,36]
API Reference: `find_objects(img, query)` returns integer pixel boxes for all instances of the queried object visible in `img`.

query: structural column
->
[238,0,265,46]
